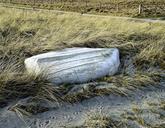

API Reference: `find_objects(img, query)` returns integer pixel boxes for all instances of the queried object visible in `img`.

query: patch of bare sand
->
[0,84,164,128]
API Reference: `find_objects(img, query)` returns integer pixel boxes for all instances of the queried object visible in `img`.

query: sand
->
[0,83,164,128]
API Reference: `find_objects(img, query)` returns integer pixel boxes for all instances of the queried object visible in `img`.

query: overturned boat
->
[25,48,120,85]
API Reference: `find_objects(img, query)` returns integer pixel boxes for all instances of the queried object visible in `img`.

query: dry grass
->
[0,61,63,108]
[68,110,126,128]
[84,114,122,128]
[135,40,165,68]
[0,7,164,113]
[2,0,165,17]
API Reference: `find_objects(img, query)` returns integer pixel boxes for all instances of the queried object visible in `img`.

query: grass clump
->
[84,115,120,128]
[0,61,63,109]
[135,41,165,68]
[84,112,128,128]
[102,72,163,90]
[70,110,127,128]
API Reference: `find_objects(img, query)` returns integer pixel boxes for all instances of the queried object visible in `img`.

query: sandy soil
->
[0,83,164,128]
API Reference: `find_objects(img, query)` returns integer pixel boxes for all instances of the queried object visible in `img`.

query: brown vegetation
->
[0,7,164,116]
[1,0,165,17]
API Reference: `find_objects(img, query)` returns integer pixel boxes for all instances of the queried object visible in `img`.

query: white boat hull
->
[25,48,120,85]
